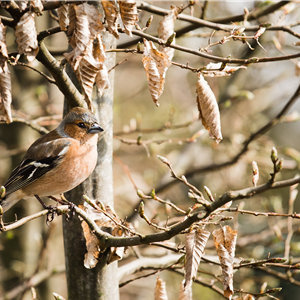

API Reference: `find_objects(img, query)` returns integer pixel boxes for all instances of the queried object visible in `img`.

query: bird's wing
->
[4,131,71,196]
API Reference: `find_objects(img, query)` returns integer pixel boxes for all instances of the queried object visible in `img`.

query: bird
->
[0,107,103,213]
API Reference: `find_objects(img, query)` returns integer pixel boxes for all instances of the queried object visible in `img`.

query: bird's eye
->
[77,122,86,128]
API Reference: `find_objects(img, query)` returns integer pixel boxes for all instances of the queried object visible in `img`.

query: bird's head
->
[59,107,103,143]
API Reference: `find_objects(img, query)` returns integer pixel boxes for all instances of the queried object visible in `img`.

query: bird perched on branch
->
[0,107,103,213]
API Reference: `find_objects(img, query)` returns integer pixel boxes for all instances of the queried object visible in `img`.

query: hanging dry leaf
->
[203,62,247,77]
[179,281,192,300]
[65,3,104,69]
[16,1,28,11]
[30,0,43,15]
[213,225,238,300]
[118,0,138,37]
[101,0,119,38]
[0,20,8,71]
[80,200,115,269]
[67,4,76,42]
[158,6,181,60]
[73,53,103,110]
[57,4,69,31]
[93,35,106,63]
[95,63,110,96]
[252,161,259,187]
[184,228,210,288]
[0,68,12,124]
[196,73,222,143]
[15,12,39,62]
[142,39,171,106]
[155,277,168,300]
[80,199,133,269]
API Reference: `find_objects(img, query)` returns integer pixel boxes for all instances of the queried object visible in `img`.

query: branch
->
[207,176,300,214]
[0,265,65,300]
[155,82,300,193]
[36,41,85,109]
[118,254,181,281]
[119,1,293,48]
[77,176,300,248]
[0,116,50,135]
[126,29,300,64]
[138,1,290,25]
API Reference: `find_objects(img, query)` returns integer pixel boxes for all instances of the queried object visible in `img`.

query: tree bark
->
[62,23,118,300]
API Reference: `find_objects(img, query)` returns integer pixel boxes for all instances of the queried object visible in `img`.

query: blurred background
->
[1,1,300,299]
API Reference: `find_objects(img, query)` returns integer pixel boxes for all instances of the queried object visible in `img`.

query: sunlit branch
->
[155,82,300,193]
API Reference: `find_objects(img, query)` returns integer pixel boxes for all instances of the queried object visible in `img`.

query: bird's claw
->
[66,202,76,222]
[45,205,57,226]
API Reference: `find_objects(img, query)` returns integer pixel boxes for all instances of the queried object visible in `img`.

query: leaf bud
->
[157,155,170,166]
[271,147,278,163]
[138,201,145,216]
[0,186,5,199]
[137,189,146,198]
[145,15,153,29]
[276,158,284,172]
[166,32,176,47]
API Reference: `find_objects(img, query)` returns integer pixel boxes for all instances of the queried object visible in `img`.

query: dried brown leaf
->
[79,200,115,269]
[118,0,138,37]
[74,54,102,110]
[102,0,119,38]
[0,20,8,71]
[0,66,12,124]
[16,1,28,11]
[67,4,76,42]
[252,161,259,187]
[30,0,43,15]
[95,63,110,96]
[142,39,171,106]
[213,225,238,300]
[158,6,181,60]
[203,62,247,77]
[93,35,106,63]
[155,277,168,300]
[65,3,104,69]
[184,228,210,288]
[196,74,222,143]
[15,12,39,62]
[81,220,100,269]
[179,281,192,300]
[80,200,133,268]
[57,4,69,31]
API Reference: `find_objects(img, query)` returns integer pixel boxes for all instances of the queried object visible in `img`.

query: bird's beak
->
[88,123,104,134]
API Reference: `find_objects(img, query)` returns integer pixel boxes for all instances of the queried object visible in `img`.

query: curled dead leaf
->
[95,63,110,96]
[158,6,181,60]
[184,228,210,288]
[65,3,104,69]
[0,19,8,71]
[142,39,171,106]
[213,225,237,300]
[196,74,222,143]
[118,0,138,37]
[179,281,192,300]
[80,199,133,269]
[16,1,28,11]
[155,277,168,300]
[57,4,69,31]
[102,0,119,38]
[0,67,12,124]
[15,12,39,62]
[30,0,43,15]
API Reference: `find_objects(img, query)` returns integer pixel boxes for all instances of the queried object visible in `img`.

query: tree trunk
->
[62,24,118,300]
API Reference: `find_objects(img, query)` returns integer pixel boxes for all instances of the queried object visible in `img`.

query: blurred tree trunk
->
[62,5,118,299]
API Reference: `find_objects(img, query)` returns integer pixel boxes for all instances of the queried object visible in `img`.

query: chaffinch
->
[0,107,103,213]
